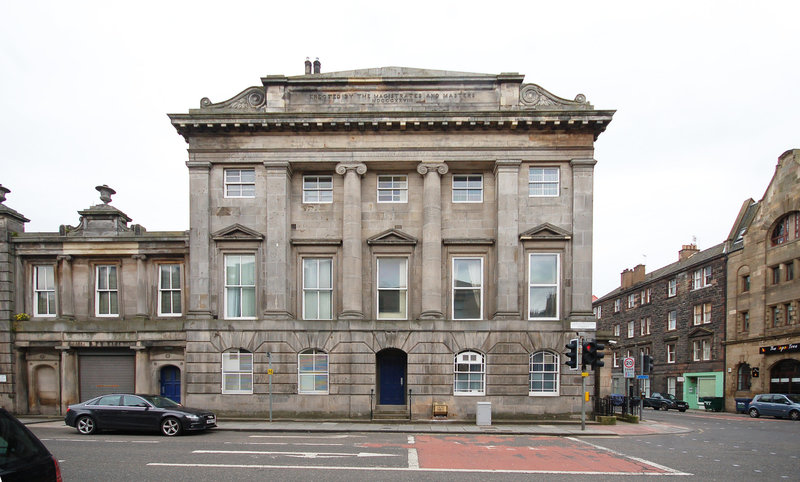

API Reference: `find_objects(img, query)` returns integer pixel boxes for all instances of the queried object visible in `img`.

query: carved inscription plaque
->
[292,89,497,107]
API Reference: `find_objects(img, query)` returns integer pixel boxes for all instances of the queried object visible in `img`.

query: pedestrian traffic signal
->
[642,354,653,373]
[565,338,580,370]
[582,340,605,369]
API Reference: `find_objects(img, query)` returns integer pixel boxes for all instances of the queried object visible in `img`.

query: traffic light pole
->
[639,352,644,421]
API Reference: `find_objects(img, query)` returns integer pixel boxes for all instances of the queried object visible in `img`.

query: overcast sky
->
[1,1,798,297]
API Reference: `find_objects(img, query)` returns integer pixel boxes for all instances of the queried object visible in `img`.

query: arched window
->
[529,351,559,396]
[298,349,329,394]
[454,351,485,395]
[222,348,253,394]
[770,359,800,394]
[737,363,751,391]
[771,212,799,246]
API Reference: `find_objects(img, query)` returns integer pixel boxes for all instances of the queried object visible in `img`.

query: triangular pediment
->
[688,327,714,338]
[212,224,264,241]
[367,229,418,245]
[519,223,572,240]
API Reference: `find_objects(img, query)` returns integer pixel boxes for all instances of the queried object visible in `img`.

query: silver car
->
[748,394,800,420]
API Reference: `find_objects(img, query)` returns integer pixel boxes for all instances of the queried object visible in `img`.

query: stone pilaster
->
[263,161,293,319]
[56,345,78,414]
[335,162,367,319]
[186,161,212,319]
[570,158,597,325]
[132,344,151,394]
[133,254,148,319]
[493,160,521,319]
[57,255,74,320]
[417,162,448,320]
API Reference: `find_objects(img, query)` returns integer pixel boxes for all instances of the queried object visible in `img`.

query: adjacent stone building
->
[593,244,727,409]
[1,64,614,419]
[724,149,800,411]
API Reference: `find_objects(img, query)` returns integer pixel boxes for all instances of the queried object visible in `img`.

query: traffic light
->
[565,338,580,370]
[642,354,653,373]
[582,340,605,369]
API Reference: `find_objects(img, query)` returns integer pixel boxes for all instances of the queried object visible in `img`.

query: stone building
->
[593,244,727,409]
[724,148,800,411]
[1,64,614,419]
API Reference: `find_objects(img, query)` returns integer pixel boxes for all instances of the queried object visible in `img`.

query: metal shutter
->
[697,377,716,399]
[79,352,135,402]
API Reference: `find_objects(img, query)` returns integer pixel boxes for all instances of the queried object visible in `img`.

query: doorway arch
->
[770,359,800,394]
[376,349,407,405]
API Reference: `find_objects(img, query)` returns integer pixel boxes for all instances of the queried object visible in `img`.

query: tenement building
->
[724,149,800,411]
[1,64,614,419]
[593,244,726,409]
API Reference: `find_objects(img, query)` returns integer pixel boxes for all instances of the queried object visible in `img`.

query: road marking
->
[193,449,398,458]
[407,435,418,469]
[40,438,159,444]
[148,462,694,475]
[225,442,344,446]
[248,434,359,439]
[567,437,692,476]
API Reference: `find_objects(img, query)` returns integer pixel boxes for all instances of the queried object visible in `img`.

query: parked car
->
[643,392,689,412]
[0,408,62,482]
[748,394,800,420]
[65,394,216,436]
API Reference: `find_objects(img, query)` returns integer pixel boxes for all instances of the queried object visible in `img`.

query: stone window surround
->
[451,256,484,321]
[445,242,492,320]
[32,263,57,318]
[374,253,411,321]
[221,348,253,395]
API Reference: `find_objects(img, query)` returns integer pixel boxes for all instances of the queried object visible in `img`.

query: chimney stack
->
[313,57,321,74]
[632,264,646,284]
[679,243,700,261]
[621,269,633,289]
[304,57,312,75]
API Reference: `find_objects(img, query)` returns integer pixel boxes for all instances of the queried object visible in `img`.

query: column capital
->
[56,255,72,262]
[132,254,147,261]
[493,159,521,175]
[416,162,448,176]
[263,161,293,177]
[570,158,597,169]
[186,161,212,170]
[335,162,367,176]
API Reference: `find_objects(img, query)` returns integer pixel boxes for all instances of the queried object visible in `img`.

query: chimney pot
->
[304,57,312,75]
[313,57,321,74]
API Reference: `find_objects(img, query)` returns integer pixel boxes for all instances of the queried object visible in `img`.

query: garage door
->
[79,352,135,402]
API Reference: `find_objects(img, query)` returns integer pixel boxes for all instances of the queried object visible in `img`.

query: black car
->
[65,394,216,436]
[643,392,689,412]
[0,408,62,481]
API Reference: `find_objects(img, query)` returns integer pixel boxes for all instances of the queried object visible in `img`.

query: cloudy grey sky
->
[1,1,798,297]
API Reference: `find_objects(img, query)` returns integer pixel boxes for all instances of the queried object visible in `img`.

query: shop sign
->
[759,343,800,355]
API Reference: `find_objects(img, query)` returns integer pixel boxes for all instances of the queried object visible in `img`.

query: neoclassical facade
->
[1,65,614,419]
[724,149,800,410]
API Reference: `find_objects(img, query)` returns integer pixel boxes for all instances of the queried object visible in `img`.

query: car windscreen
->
[140,395,181,408]
[786,394,800,404]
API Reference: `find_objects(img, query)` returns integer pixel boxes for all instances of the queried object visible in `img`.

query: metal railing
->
[595,396,640,417]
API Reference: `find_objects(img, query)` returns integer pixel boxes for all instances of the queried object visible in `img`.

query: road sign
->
[623,357,635,378]
[637,375,649,380]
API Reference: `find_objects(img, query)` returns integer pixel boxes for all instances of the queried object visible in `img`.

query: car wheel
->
[160,417,182,436]
[679,409,686,412]
[789,410,800,421]
[661,403,669,411]
[749,408,759,418]
[76,415,96,435]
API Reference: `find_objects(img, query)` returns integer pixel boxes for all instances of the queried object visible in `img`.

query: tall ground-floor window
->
[222,349,253,394]
[737,363,751,391]
[225,255,255,319]
[452,257,482,320]
[377,258,407,319]
[528,253,559,320]
[298,349,329,394]
[529,351,559,395]
[454,351,485,395]
[303,258,332,320]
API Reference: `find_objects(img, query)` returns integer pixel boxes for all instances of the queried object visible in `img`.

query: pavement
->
[19,411,714,437]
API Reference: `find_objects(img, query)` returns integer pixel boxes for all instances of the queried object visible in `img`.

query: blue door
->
[160,365,181,404]
[378,349,406,405]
